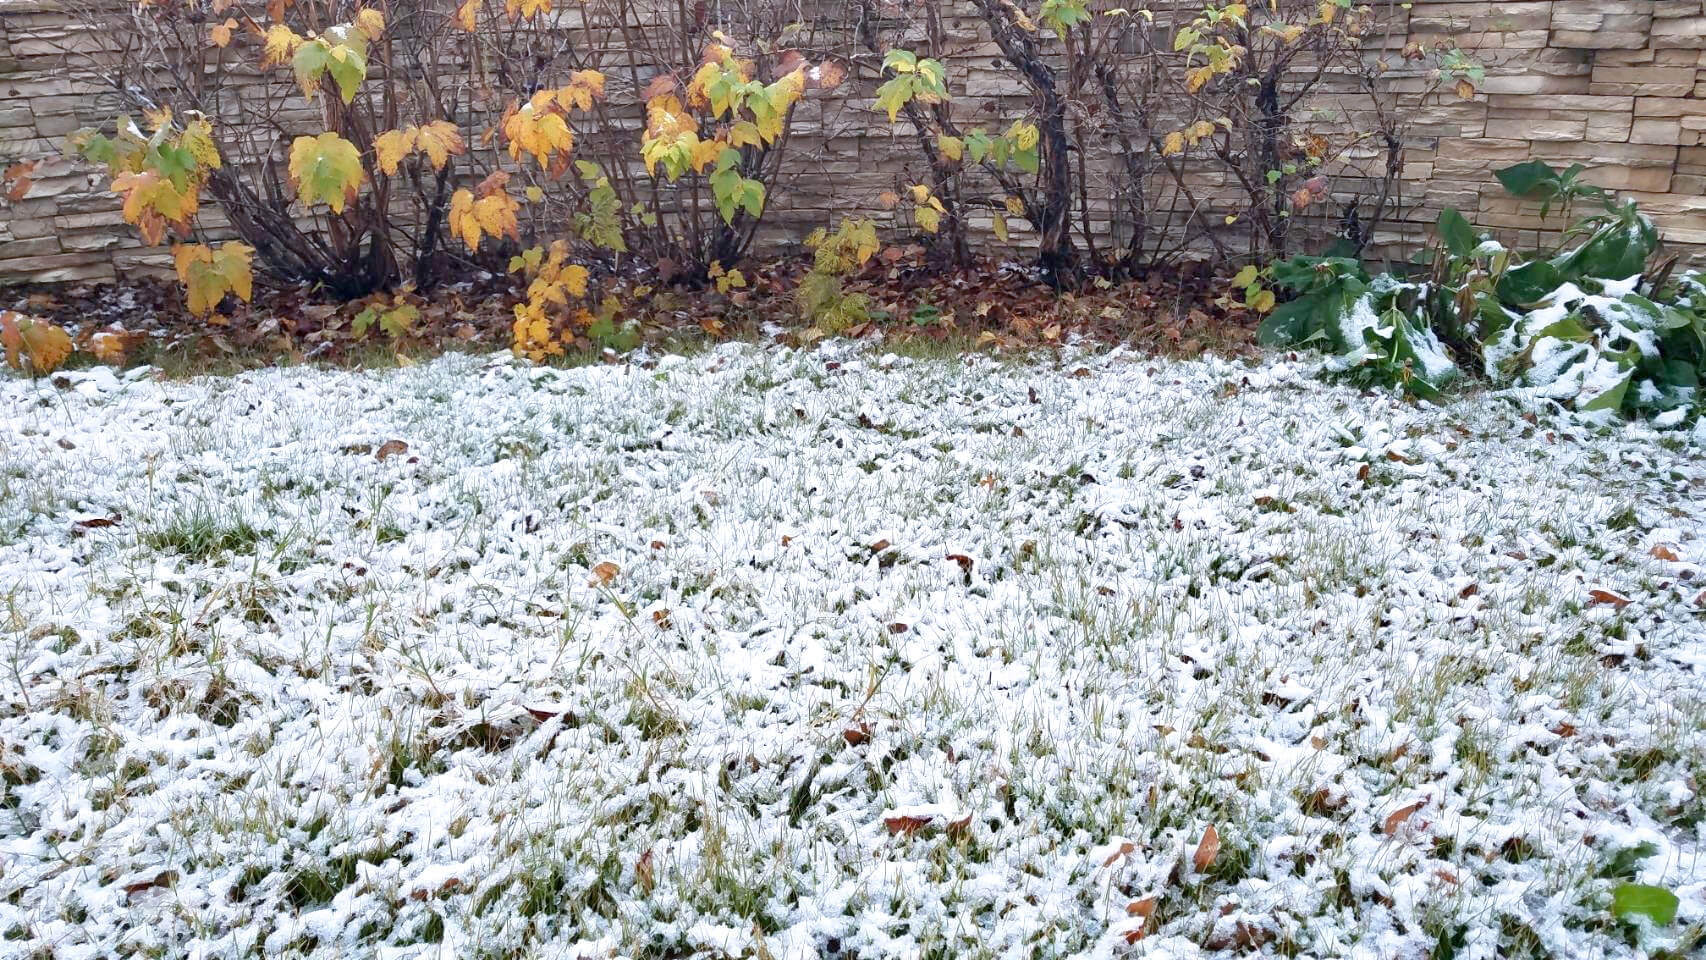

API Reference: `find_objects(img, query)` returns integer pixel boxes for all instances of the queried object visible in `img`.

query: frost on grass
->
[2,346,1704,959]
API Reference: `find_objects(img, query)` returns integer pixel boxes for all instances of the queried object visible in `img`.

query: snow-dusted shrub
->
[1258,162,1703,424]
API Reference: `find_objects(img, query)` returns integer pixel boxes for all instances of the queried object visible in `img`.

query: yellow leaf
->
[287,132,365,213]
[525,184,544,202]
[562,264,589,298]
[992,212,1009,242]
[262,24,302,68]
[172,242,254,316]
[353,8,385,39]
[455,0,478,31]
[1249,288,1276,313]
[504,0,551,19]
[936,135,963,162]
[1455,78,1475,101]
[915,204,940,233]
[1161,131,1185,156]
[372,128,416,176]
[909,183,931,205]
[1232,265,1259,288]
[412,120,465,169]
[1,311,73,374]
[1004,195,1024,216]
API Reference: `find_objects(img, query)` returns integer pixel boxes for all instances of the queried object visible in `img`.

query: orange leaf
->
[1587,589,1631,610]
[1383,800,1424,836]
[1649,544,1680,562]
[1126,896,1157,919]
[883,815,932,836]
[1192,824,1219,873]
[590,561,620,586]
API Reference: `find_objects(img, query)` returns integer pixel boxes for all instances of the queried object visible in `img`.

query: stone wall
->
[2,0,1704,286]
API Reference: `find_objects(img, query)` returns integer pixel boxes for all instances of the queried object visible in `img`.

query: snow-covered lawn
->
[2,346,1703,960]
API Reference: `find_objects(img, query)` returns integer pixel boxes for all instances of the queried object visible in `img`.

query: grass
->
[0,345,1702,959]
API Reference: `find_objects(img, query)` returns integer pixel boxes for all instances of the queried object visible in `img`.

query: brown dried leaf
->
[1649,544,1680,562]
[1126,896,1157,919]
[1383,800,1424,836]
[375,439,409,460]
[590,561,620,586]
[1193,824,1220,873]
[884,814,932,835]
[1587,589,1631,610]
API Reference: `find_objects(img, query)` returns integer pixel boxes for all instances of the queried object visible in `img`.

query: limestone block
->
[1590,66,1700,96]
[1631,118,1688,144]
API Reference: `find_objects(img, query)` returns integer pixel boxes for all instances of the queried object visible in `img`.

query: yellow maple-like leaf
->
[689,134,722,173]
[372,128,416,176]
[1,310,73,374]
[262,24,302,67]
[448,182,520,252]
[413,120,465,169]
[287,132,365,213]
[560,70,605,112]
[646,95,694,138]
[728,121,764,148]
[112,170,199,245]
[353,8,385,39]
[561,264,589,298]
[504,0,551,19]
[1161,131,1186,156]
[1185,66,1213,94]
[172,242,255,316]
[503,104,575,168]
[455,0,479,30]
[687,60,722,111]
[1186,120,1217,143]
[180,117,223,170]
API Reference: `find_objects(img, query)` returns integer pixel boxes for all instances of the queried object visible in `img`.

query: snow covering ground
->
[2,345,1703,960]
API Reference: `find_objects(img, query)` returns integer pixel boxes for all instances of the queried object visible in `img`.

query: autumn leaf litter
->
[1,343,1703,958]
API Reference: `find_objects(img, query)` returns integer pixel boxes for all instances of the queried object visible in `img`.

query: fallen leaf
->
[843,723,872,746]
[1102,840,1135,867]
[884,814,932,835]
[1649,544,1679,562]
[375,439,409,460]
[1587,589,1631,610]
[1126,896,1157,918]
[1193,824,1220,873]
[1383,800,1425,836]
[590,561,620,586]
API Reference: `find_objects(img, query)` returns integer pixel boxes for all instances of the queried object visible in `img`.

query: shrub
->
[1259,161,1703,423]
[50,0,841,318]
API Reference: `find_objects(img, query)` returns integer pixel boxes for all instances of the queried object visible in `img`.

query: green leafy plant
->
[1260,161,1696,422]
